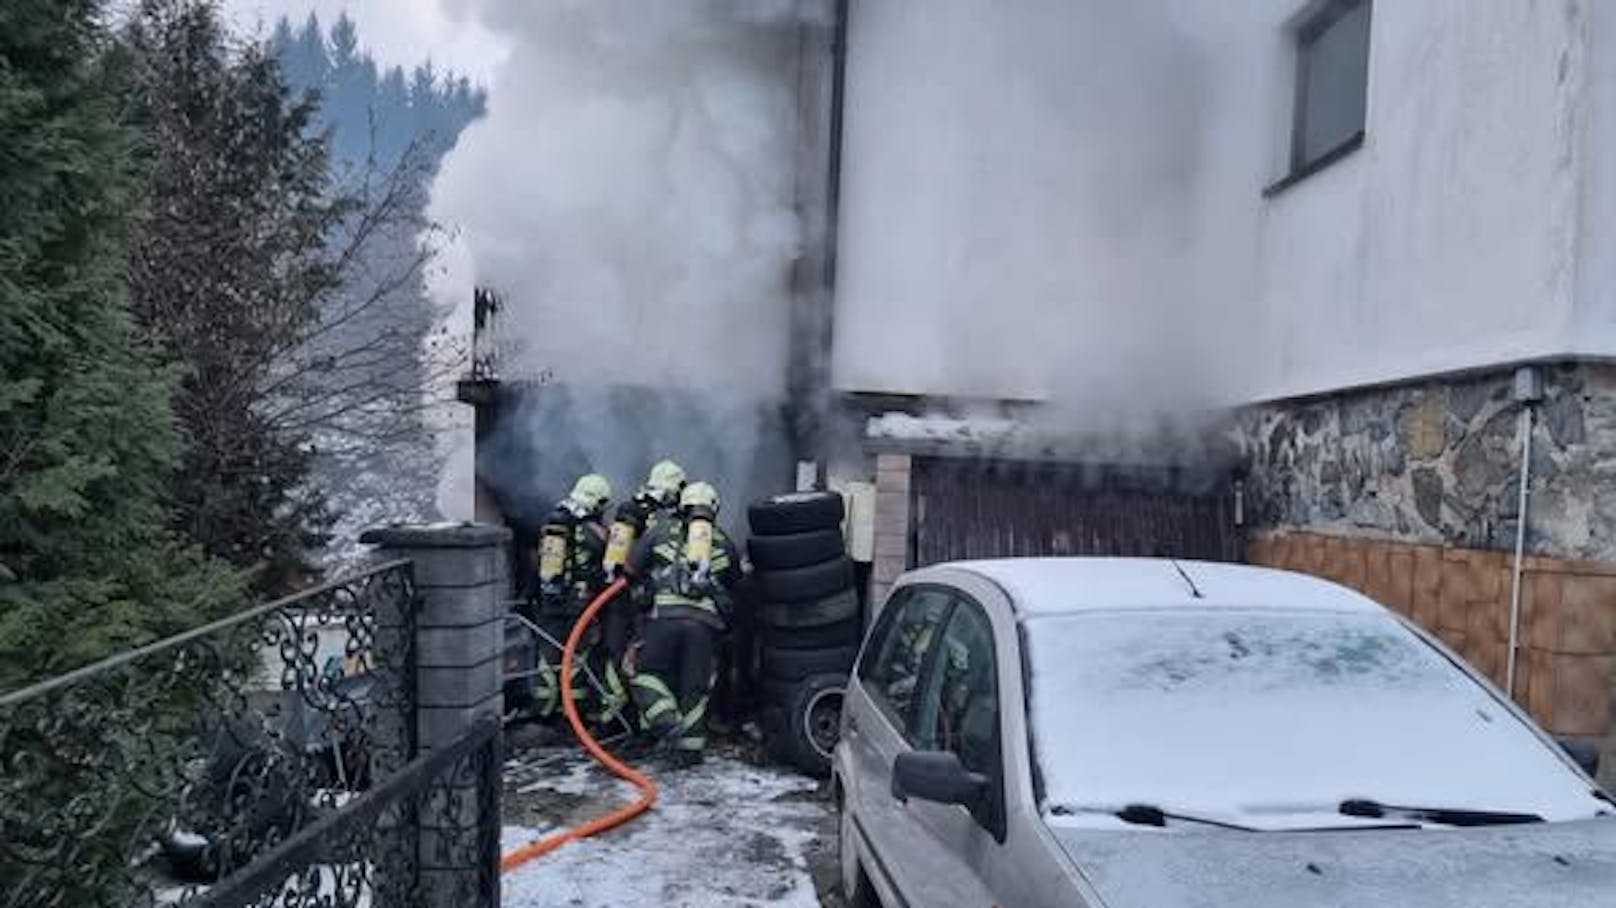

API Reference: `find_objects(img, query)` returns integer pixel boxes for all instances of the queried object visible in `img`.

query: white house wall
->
[831,0,1611,409]
[1251,0,1589,400]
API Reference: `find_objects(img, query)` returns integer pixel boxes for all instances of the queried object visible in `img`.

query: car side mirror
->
[1558,738,1600,777]
[892,751,989,809]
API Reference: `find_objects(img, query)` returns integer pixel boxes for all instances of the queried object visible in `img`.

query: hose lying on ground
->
[500,578,659,871]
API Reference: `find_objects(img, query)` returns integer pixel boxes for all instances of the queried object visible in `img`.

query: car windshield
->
[1024,608,1606,828]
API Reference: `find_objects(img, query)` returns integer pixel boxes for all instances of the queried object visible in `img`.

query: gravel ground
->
[500,727,845,907]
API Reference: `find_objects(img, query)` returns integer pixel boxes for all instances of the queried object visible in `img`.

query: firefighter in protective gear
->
[523,474,613,723]
[602,459,687,580]
[597,459,688,727]
[624,481,740,765]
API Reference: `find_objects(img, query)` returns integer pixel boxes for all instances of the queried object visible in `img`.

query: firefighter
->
[523,473,613,724]
[624,481,740,766]
[597,459,687,728]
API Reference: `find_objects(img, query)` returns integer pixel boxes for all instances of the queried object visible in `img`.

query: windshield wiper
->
[1339,798,1543,827]
[1047,801,1260,833]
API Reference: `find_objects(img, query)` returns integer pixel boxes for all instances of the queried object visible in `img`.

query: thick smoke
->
[430,1,819,521]
[832,0,1240,444]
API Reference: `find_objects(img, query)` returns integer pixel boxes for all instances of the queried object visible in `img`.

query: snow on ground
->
[501,744,840,908]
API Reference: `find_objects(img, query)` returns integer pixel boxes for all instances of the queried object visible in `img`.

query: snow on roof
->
[930,557,1385,616]
[864,412,1021,441]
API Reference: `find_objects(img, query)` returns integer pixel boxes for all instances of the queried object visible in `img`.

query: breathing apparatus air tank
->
[678,482,720,589]
[537,522,569,593]
[602,507,642,580]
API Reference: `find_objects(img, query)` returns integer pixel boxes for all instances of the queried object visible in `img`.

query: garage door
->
[909,457,1242,567]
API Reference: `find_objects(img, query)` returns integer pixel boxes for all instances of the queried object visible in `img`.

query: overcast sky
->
[220,0,510,83]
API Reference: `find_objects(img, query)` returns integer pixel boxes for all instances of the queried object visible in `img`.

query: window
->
[1284,0,1370,183]
[858,587,953,738]
[914,601,999,776]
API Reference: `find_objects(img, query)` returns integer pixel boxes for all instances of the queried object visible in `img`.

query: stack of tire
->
[747,491,860,776]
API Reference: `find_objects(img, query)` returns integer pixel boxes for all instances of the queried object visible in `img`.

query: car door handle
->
[845,713,859,735]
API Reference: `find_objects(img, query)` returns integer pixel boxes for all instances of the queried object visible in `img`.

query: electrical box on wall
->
[831,478,876,562]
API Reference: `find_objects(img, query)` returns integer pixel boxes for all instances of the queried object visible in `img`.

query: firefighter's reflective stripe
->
[677,688,711,735]
[631,673,680,730]
[535,652,586,716]
[653,541,733,573]
[653,590,716,612]
[651,538,732,614]
[673,735,705,753]
[596,661,629,723]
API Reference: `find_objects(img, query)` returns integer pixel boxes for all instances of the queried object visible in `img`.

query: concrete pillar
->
[869,454,913,618]
[363,521,509,908]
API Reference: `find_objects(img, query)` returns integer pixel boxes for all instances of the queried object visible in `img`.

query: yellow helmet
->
[680,481,719,514]
[646,460,687,496]
[568,473,612,513]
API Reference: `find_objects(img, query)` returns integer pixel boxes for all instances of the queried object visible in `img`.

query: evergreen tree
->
[329,11,359,69]
[0,0,238,689]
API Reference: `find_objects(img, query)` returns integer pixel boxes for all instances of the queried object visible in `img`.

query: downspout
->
[1505,366,1544,699]
[813,0,850,482]
[823,0,849,307]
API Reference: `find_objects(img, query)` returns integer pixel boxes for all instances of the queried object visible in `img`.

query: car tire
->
[760,588,859,629]
[760,617,863,651]
[748,491,845,536]
[761,643,859,683]
[766,672,846,777]
[747,528,846,571]
[757,556,855,603]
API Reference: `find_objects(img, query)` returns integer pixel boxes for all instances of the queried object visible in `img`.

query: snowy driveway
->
[500,739,843,907]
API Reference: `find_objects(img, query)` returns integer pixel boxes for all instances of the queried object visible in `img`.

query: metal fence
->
[0,560,500,908]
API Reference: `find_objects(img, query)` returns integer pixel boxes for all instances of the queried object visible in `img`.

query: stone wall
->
[1239,363,1616,562]
[1251,530,1616,785]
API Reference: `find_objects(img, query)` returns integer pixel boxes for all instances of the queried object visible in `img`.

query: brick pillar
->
[869,454,913,620]
[363,522,509,908]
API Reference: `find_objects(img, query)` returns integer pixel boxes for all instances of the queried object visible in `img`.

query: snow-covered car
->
[834,558,1616,908]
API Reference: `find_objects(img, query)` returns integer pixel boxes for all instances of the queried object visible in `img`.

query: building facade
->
[827,0,1616,770]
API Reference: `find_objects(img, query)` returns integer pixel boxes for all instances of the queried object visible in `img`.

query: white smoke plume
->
[432,0,813,391]
[832,0,1243,443]
[429,0,821,522]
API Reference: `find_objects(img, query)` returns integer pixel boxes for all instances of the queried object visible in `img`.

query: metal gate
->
[910,458,1243,567]
[0,562,500,908]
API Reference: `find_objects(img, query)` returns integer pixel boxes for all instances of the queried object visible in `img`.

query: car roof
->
[909,557,1386,618]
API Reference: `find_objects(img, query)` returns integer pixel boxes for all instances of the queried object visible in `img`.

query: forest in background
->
[0,0,483,689]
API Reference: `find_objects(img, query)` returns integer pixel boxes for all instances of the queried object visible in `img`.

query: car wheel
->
[771,672,846,777]
[760,588,859,629]
[747,491,845,536]
[757,556,856,603]
[747,528,847,570]
[839,799,881,908]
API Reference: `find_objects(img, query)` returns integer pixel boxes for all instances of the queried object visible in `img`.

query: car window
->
[914,599,999,776]
[858,586,953,738]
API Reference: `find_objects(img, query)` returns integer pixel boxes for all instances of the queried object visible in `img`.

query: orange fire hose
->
[500,577,659,871]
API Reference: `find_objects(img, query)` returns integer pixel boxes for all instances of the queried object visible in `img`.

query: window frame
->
[856,584,957,744]
[1266,0,1370,197]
